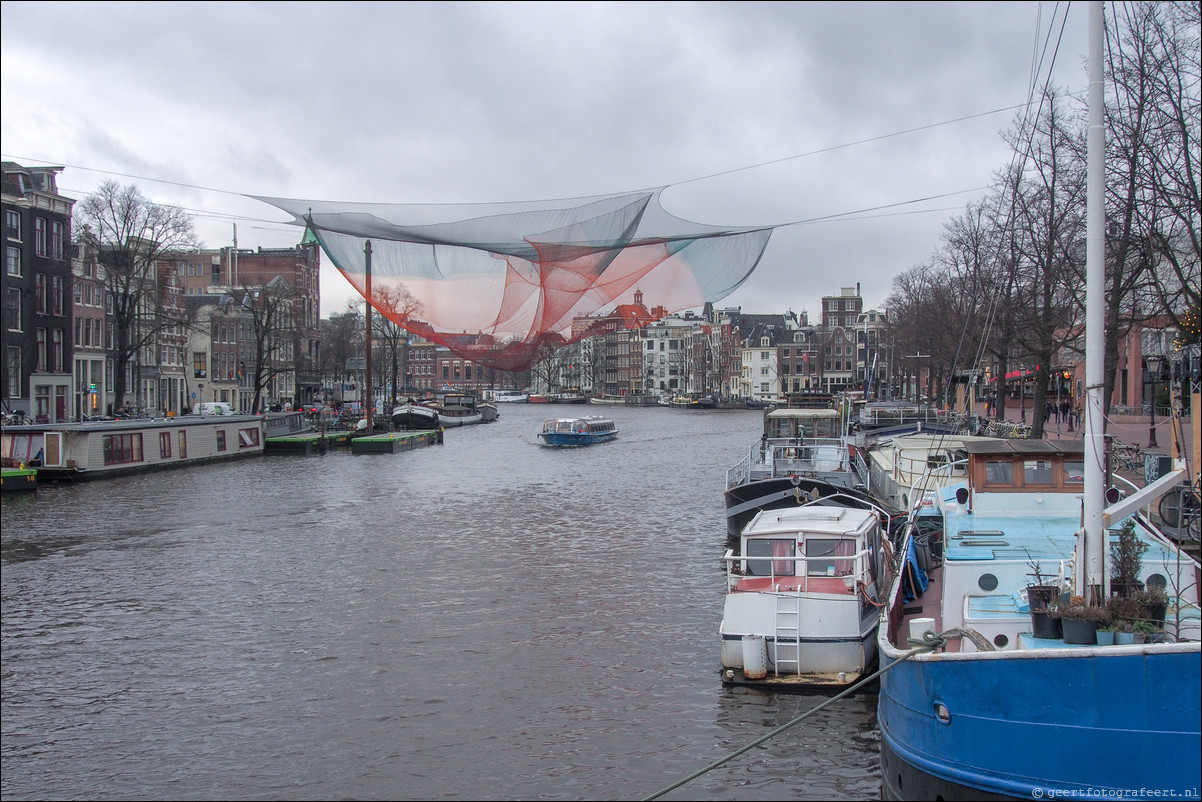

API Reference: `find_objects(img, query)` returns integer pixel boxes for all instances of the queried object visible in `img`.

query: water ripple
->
[2,405,879,800]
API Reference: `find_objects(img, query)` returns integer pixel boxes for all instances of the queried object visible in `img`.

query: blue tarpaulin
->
[902,537,929,603]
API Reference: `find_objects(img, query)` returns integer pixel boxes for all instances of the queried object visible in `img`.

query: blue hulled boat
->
[876,9,1200,794]
[537,416,618,447]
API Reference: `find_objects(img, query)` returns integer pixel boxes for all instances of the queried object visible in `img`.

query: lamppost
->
[1146,353,1162,449]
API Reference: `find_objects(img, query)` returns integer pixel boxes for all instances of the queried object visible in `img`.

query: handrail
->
[723,547,873,592]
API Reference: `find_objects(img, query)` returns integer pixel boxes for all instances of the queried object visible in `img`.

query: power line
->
[1,99,1037,229]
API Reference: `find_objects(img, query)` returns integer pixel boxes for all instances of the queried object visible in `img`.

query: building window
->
[35,273,46,313]
[216,430,226,451]
[34,217,46,257]
[5,287,21,331]
[51,221,64,260]
[52,329,63,372]
[36,328,47,371]
[6,346,20,393]
[177,431,187,459]
[6,246,19,276]
[193,352,207,378]
[5,210,19,239]
[160,431,172,459]
[52,275,64,316]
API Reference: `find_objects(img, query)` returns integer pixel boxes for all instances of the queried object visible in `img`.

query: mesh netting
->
[255,188,772,371]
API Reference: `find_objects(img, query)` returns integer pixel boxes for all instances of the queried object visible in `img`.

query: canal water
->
[1,403,881,801]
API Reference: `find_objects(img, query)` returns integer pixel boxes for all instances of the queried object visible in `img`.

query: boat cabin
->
[963,439,1085,495]
[764,407,844,440]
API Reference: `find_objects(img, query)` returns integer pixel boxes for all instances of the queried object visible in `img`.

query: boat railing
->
[728,436,856,488]
[723,548,873,594]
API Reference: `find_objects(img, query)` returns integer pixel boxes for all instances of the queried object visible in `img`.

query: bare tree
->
[1107,1,1200,343]
[1005,87,1087,437]
[233,277,295,413]
[74,180,197,411]
[321,306,363,405]
[371,284,423,407]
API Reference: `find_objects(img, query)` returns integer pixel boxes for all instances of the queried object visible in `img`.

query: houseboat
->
[723,404,887,540]
[720,503,892,688]
[0,414,267,481]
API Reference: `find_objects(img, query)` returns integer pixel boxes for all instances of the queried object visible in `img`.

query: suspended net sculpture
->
[255,189,773,372]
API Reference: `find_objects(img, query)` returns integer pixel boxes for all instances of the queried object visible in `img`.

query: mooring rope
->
[639,635,947,801]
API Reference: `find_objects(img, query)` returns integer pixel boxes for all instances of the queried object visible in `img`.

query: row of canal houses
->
[2,161,323,423]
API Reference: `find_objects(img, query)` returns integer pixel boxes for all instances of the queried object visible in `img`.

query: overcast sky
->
[1,1,1091,321]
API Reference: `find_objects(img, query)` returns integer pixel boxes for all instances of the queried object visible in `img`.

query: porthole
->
[934,702,951,723]
[977,573,998,591]
[1147,574,1167,592]
[993,634,1009,649]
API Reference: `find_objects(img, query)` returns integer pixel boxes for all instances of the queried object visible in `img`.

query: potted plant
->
[1109,521,1147,597]
[1096,624,1117,646]
[1134,587,1168,629]
[1057,595,1110,644]
[1114,621,1138,645]
[1133,619,1159,643]
[1024,551,1062,639]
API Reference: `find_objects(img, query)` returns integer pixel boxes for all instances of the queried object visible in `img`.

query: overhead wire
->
[0,96,1050,241]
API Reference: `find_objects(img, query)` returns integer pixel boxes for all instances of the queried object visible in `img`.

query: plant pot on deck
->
[1096,629,1116,646]
[1061,617,1102,645]
[1140,603,1166,629]
[1026,585,1062,639]
[1030,610,1062,640]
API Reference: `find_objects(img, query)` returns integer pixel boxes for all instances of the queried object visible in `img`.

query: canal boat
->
[0,465,37,492]
[391,402,441,431]
[423,393,483,427]
[876,439,1200,799]
[723,404,888,540]
[877,11,1200,798]
[0,414,267,481]
[485,389,528,403]
[720,503,893,688]
[537,416,618,447]
[863,432,996,514]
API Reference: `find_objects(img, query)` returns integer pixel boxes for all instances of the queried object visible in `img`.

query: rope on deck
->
[639,636,948,802]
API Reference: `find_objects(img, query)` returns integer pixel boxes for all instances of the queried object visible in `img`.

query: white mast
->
[1082,0,1106,598]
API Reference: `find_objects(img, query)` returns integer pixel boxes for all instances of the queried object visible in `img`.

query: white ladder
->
[773,594,802,675]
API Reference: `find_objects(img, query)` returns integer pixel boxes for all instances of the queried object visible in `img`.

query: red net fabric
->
[255,189,772,371]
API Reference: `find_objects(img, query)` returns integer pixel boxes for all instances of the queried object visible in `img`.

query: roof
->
[962,439,1085,457]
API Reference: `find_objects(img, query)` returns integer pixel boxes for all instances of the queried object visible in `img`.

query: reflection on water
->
[1,404,880,800]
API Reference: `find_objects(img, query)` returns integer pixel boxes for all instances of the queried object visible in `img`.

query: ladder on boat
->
[773,595,802,676]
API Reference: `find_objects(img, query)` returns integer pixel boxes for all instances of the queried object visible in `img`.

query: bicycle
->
[1157,477,1201,544]
[1111,440,1145,474]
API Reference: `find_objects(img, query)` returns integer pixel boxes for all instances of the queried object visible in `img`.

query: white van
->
[195,402,235,416]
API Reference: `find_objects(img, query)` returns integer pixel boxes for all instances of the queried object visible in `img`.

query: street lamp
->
[1146,353,1162,449]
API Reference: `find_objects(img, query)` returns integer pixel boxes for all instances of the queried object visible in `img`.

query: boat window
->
[984,460,1013,485]
[1023,460,1053,485]
[745,538,795,577]
[812,419,839,438]
[805,538,856,576]
[1063,461,1084,484]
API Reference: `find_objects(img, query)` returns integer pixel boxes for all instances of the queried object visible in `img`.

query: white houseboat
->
[720,503,892,688]
[0,414,268,480]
